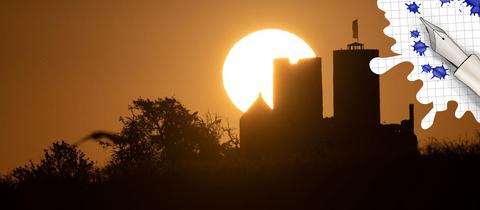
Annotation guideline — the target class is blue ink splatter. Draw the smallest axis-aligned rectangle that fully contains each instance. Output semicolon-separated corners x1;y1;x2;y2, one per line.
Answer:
473;7;480;16
440;0;452;6
465;0;480;8
431;65;449;79
422;64;433;73
410;29;421;38
464;0;480;16
413;40;429;56
406;2;421;14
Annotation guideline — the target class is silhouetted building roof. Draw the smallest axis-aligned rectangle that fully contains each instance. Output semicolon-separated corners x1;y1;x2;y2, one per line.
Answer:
240;94;272;156
243;93;272;117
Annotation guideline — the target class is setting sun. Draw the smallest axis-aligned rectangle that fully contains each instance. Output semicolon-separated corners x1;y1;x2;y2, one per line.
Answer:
223;29;316;112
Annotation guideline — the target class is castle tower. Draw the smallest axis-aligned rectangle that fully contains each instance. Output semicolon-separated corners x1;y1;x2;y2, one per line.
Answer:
333;22;380;129
273;57;323;121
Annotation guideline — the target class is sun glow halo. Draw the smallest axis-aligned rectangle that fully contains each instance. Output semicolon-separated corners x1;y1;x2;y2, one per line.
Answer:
223;29;316;112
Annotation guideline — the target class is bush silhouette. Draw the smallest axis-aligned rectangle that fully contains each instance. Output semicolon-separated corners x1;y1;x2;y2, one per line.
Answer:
10;141;94;185
3;141;94;210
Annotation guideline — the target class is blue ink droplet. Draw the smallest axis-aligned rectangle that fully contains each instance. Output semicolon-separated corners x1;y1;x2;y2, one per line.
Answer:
413;40;429;56
406;2;421;14
440;0;452;6
410;29;421;38
431;65;449;79
422;64;433;73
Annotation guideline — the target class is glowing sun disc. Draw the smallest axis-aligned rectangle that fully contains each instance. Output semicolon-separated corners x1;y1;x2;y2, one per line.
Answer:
223;29;316;112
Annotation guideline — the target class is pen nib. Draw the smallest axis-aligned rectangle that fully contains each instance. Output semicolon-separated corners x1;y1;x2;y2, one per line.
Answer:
420;17;445;51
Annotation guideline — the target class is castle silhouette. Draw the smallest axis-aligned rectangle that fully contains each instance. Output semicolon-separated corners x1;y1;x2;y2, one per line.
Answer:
240;26;417;160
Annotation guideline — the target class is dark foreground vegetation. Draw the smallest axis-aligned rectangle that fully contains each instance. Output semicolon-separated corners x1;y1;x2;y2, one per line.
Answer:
1;97;479;210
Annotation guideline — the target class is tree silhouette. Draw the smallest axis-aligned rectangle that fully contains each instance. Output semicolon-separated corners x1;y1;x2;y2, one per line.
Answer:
85;97;239;176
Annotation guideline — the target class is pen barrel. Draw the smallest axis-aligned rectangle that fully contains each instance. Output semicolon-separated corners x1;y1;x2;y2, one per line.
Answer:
455;54;480;96
435;33;468;67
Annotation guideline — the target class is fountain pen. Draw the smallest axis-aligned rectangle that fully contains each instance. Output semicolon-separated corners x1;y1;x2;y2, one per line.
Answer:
420;17;480;96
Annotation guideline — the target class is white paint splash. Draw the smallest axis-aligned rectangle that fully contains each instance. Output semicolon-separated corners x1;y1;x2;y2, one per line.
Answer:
370;0;480;129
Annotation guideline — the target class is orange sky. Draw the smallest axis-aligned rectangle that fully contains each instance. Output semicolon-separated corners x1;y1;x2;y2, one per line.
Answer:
0;0;478;173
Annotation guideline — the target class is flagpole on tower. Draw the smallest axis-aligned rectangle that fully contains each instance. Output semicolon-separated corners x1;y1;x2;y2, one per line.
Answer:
353;19;359;43
348;19;364;50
